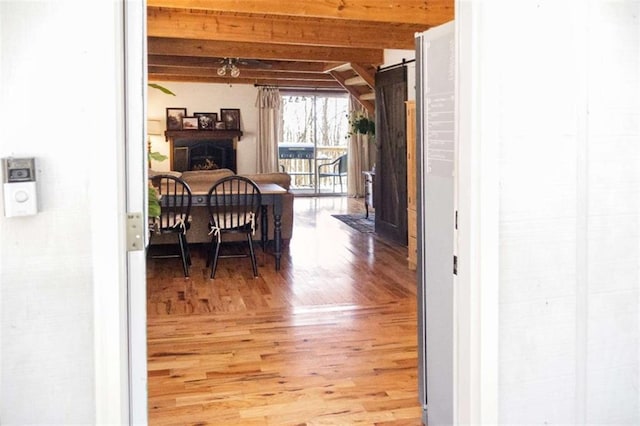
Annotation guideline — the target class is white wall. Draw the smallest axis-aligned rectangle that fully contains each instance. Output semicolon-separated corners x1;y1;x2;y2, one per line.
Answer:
0;1;127;423
461;0;640;423
148;81;259;174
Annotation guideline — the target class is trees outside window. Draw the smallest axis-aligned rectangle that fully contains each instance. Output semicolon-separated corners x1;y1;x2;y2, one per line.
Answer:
280;94;349;193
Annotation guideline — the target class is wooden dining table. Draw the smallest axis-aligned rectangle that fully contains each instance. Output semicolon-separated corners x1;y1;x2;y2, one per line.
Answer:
188;182;288;271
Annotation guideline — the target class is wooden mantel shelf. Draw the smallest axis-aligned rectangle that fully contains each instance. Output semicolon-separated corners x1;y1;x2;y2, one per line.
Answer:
164;129;243;141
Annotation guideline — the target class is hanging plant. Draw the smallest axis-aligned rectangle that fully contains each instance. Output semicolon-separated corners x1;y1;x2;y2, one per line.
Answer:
346;112;375;138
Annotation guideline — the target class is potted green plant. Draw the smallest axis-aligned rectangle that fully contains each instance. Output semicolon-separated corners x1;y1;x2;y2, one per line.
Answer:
148;83;176;96
147;83;174;219
148;183;161;218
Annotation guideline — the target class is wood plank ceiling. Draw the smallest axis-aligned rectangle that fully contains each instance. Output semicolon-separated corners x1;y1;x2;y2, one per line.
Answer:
147;1;454;113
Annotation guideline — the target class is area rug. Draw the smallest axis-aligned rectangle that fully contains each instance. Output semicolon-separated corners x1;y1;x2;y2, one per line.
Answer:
331;214;375;233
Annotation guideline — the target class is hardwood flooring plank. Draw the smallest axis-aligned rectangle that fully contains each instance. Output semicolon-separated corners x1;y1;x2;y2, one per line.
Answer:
147;197;422;425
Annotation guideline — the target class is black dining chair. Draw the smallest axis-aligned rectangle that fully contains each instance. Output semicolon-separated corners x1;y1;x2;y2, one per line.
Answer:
149;174;193;277
206;176;262;279
318;153;348;192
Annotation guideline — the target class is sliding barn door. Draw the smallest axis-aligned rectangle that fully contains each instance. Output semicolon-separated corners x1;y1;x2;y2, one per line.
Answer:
374;67;408;245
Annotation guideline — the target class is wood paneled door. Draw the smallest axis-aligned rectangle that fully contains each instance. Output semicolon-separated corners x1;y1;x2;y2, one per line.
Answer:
374;66;408;245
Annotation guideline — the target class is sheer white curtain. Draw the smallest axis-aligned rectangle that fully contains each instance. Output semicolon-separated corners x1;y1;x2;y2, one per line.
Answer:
347;98;375;197
255;87;282;173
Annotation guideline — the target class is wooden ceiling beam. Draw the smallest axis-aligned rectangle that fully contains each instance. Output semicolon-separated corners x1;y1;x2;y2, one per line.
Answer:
148;37;384;65
146;0;454;26
350;63;376;89
148;74;345;89
148;55;336;73
329;70;374;114
148;66;335;81
148;7;424;50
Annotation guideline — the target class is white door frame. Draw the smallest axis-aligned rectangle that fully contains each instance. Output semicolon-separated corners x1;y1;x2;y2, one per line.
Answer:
94;0;148;424
454;1;499;424
98;2;503;424
123;0;149;423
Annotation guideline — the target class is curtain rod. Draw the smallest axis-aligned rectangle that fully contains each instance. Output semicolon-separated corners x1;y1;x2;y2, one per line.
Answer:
377;58;415;72
253;84;345;92
254;85;347;95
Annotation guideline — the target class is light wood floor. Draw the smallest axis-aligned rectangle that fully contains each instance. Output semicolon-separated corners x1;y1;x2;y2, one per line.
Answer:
146;197;422;425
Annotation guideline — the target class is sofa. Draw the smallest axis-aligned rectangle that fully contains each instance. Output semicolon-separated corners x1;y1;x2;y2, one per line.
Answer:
149;168;294;246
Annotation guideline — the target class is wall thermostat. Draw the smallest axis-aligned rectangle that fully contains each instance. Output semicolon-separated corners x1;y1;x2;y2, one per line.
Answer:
2;157;38;217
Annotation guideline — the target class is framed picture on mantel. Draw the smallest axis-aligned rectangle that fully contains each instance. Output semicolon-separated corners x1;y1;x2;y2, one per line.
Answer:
181;116;199;130
194;112;217;130
166;107;187;130
220;108;241;131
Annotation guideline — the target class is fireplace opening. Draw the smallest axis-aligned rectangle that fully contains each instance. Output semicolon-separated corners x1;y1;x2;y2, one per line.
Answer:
173;139;236;172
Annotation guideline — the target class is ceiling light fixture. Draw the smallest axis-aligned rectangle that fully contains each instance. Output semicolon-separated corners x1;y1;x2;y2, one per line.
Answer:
217;58;240;78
